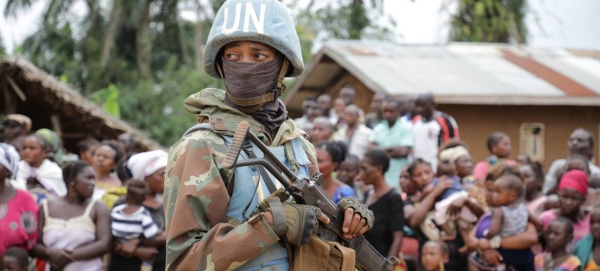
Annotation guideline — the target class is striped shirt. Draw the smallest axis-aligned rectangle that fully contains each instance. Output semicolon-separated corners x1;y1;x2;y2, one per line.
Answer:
111;204;159;242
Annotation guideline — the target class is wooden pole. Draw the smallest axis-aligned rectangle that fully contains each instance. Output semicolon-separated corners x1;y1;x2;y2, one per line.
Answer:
5;75;27;102
51;115;63;147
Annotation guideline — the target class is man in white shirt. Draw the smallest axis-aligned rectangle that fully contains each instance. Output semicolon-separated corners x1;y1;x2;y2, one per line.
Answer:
333;105;372;160
543;128;600;195
412;93;459;171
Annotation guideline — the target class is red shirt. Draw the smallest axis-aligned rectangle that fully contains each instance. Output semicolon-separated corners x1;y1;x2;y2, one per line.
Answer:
0;189;38;255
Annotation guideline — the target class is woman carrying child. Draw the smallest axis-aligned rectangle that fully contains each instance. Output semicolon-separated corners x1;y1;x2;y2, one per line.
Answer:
540;170;590;253
111;150;169;271
470;172;535;270
467;163;539;271
536;218;582;271
405;159;484;270
32;161;111;271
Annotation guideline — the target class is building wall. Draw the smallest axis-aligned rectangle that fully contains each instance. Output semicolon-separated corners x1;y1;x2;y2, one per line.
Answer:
438;104;600;171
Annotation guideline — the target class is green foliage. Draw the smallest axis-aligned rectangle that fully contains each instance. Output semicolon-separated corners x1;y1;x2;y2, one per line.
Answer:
449;0;527;43
118;58;221;146
0;34;5;55
90;84;121;118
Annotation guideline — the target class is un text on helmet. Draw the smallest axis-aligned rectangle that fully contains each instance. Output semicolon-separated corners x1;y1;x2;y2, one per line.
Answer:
222;2;266;35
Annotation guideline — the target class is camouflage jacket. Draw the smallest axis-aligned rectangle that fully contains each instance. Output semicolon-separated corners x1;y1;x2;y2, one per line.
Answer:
164;89;318;271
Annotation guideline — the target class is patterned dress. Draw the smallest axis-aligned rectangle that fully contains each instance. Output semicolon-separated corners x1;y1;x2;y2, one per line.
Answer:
534;254;581;271
0;189;38;255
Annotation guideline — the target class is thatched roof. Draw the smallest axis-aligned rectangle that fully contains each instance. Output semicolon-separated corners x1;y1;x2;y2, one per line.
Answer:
0;56;162;153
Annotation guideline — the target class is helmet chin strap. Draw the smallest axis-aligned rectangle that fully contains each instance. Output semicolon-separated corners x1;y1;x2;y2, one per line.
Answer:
217;60;289;113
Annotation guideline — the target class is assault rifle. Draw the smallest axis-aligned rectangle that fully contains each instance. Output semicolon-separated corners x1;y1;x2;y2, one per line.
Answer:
222;121;394;271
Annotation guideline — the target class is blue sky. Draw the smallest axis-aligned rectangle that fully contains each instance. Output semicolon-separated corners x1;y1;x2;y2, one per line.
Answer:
1;0;599;53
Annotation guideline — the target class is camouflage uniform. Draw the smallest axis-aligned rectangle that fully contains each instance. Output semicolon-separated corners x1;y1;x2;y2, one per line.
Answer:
164;89;318;271
164;0;329;269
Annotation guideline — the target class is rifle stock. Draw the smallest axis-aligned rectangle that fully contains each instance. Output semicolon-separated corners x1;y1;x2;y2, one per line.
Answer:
223;121;394;271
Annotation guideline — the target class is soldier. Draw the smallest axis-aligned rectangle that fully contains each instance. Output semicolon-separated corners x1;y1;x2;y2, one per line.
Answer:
163;0;373;270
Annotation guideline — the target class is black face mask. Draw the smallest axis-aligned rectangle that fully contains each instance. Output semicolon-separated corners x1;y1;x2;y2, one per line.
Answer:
222;55;288;137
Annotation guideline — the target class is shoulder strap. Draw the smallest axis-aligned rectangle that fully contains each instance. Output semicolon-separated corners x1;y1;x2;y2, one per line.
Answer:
284;141;300;176
436;115;451;144
41;199;49;219
242;140;277;194
84;199;97;216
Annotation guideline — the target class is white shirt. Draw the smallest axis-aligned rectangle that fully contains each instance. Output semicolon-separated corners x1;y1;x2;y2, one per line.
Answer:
413;119;441;171
333;124;372;160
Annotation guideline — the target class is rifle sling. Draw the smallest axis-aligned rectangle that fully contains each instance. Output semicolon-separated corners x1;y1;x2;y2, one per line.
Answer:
242;140;278;194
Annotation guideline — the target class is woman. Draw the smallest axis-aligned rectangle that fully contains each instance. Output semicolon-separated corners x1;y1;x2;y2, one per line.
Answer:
473;133;517;181
33;161;111;271
315;141;354;204
466;163;541;270
438;141;487;211
540;170;590;253
76;139;99;165
360;149;404;259
111;150;168;271
91;141;123;199
574;207;600;270
522;162;547;214
0;143;38;255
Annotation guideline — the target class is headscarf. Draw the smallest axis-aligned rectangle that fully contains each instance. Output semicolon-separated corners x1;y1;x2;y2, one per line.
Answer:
0;143;20;179
222;55;288;136
559;170;588;197
126;150;168;180
35;129;59;152
439;146;469;164
4;114;32;133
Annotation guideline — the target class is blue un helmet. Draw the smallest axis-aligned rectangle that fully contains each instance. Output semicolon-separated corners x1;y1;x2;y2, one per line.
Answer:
204;0;304;79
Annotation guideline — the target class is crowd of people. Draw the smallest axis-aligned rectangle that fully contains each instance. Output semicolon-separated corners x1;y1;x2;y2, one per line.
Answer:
2;93;600;271
295;90;600;271
2;0;598;269
0;114;168;271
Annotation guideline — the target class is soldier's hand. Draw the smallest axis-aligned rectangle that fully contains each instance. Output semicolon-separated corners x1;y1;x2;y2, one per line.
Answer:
266;200;328;246
338;197;374;239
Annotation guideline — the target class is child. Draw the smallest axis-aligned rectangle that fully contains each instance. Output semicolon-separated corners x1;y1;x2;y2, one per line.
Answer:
470;172;537;271
473;133;517;181
109;180;165;271
584;174;600;210
535;218;581;271
487;174;536;270
15;134;66;203
421;240;450;271
1;247;29;271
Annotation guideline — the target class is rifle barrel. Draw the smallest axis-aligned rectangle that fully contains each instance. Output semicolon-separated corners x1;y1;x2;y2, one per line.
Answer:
235;158;293;189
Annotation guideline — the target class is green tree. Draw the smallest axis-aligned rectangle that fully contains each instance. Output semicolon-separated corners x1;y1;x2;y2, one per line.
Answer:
448;0;527;43
2;0;392;146
0;34;5;55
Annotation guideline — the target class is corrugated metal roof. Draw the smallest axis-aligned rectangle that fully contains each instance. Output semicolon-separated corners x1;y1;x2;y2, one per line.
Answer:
285;41;600;108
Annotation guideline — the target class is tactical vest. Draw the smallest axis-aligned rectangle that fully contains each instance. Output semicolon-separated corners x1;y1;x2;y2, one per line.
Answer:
184;123;312;271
